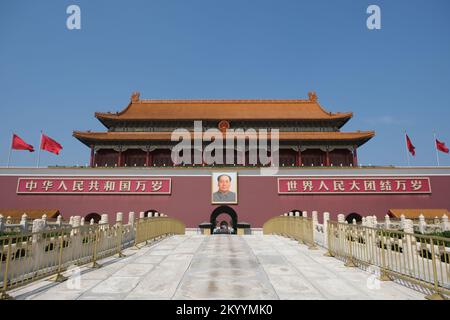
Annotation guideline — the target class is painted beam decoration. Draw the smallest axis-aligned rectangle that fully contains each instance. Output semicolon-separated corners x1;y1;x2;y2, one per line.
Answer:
17;177;172;195
278;177;431;194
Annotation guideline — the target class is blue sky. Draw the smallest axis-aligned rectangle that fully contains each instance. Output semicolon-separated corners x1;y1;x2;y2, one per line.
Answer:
0;0;449;167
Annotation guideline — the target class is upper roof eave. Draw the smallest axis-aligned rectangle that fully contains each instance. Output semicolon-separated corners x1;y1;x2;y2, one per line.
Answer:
73;130;375;144
94;96;354;123
94;112;354;122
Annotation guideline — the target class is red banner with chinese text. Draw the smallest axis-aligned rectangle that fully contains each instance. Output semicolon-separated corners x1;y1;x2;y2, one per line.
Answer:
278;177;431;194
17;177;172;195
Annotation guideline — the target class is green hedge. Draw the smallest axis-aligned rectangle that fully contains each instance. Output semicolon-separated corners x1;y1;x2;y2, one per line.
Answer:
414;230;450;239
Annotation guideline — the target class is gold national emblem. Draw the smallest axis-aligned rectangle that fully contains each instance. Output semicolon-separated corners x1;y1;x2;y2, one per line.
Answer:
218;120;230;132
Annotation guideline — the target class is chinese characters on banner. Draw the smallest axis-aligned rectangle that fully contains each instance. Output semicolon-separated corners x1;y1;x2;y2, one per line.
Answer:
17;177;171;195
278;177;431;194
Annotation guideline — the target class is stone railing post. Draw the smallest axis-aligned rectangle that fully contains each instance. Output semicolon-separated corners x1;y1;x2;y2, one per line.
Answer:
139;212;145;219
337;214;345;223
0;214;4;232
294;211;300;217
71;216;81;236
403;219;415;272
41;214;48;226
400;214;405;230
312;211;318;224
128;212;135;227
56;215;62;227
418;214;426;234
32;219;46;242
73;216;81;227
20;213;28;233
115;212;124;250
323;212;330;249
70;216;82;259
312;211;319;244
100;214;109;230
361;217;366;227
302;211;308;218
368;218;379;266
441;214;449;231
116;212;123;226
404;219;414;234
366;216;373;228
385;215;390;229
31;219;47;270
372;215;378;228
100;214;109;224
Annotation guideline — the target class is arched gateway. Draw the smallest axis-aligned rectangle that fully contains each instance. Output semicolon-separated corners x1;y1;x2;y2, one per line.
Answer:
210;206;238;234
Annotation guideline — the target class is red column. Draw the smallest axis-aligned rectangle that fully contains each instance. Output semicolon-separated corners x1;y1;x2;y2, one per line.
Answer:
118;150;123;167
145;150;150;167
325;150;330;166
149;151;153;166
296;150;302;166
353;146;358;166
90;146;95;167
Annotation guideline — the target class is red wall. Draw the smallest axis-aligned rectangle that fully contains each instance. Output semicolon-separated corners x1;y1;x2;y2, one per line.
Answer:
1;174;449;227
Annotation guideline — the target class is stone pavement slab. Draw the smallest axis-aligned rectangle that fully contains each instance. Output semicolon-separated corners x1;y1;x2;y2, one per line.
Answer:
9;235;426;300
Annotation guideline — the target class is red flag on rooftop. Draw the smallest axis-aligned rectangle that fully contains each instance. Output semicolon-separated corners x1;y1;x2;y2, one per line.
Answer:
436;139;449;154
40;134;63;155
11;134;34;152
405;134;415;156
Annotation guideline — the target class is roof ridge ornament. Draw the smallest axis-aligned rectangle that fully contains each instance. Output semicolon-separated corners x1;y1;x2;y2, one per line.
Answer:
131;91;140;103
308;91;318;102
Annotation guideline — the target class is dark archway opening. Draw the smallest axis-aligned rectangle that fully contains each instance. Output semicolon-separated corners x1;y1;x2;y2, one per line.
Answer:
210;206;238;235
220;221;229;228
346;212;363;224
84;213;101;224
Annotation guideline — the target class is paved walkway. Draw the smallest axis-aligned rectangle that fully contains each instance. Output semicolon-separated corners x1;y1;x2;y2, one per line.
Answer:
10;235;425;300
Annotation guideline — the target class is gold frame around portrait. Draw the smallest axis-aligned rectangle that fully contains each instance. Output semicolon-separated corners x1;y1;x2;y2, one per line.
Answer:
211;172;238;205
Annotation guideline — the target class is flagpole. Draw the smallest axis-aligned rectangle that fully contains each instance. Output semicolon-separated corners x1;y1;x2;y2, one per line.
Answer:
7;133;13;168
36;131;42;168
434;132;440;167
404;130;410;167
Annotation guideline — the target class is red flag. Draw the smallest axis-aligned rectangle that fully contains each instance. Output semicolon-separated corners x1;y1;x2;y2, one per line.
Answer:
40;134;63;155
406;134;415;156
11;134;34;152
436;139;449;153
